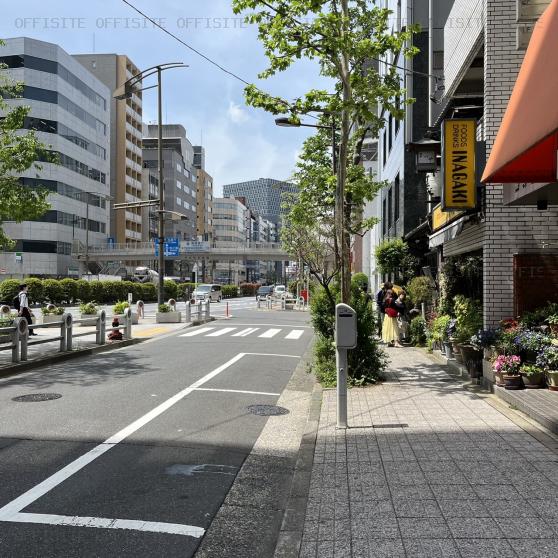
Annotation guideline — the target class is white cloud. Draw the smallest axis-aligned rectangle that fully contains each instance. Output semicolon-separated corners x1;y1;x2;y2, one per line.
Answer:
227;101;250;124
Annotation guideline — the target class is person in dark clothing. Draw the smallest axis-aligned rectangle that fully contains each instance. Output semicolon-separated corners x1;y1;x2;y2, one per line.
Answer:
376;281;393;337
107;318;123;341
17;284;37;336
394;291;409;342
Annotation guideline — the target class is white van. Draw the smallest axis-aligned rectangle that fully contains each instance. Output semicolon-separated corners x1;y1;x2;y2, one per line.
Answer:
192;284;222;302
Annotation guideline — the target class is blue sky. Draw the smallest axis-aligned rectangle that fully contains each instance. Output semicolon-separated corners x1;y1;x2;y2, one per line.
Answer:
0;0;332;195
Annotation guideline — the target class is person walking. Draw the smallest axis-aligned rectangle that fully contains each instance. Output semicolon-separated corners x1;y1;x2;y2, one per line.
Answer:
394;291;409;343
381;289;401;347
376;281;393;337
16;284;37;336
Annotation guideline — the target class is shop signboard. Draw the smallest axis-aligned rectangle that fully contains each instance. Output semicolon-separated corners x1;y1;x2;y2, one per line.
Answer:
183;241;210;253
516;0;551;23
442;119;477;211
431;204;465;233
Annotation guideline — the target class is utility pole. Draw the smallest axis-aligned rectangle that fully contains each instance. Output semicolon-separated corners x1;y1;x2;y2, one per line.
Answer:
157;67;165;306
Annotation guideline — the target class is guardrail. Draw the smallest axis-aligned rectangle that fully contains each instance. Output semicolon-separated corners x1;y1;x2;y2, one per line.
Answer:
0;308;133;364
184;300;211;323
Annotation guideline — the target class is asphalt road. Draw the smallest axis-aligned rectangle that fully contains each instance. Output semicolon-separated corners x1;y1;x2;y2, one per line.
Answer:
0;305;313;557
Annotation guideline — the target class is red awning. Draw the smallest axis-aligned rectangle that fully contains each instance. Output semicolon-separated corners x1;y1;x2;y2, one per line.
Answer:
482;0;558;184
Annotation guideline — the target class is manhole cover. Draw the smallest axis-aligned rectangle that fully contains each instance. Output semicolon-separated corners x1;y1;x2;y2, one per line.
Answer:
247;404;290;416
12;393;62;403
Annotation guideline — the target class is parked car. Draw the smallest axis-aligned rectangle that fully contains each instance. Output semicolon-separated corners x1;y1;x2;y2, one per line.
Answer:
273;285;287;299
192;284;222;302
256;285;274;301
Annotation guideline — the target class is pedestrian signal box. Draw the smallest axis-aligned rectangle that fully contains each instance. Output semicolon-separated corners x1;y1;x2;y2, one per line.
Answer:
335;304;357;349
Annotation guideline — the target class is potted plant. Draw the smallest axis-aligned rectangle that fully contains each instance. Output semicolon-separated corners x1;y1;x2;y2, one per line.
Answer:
431;315;451;356
79;302;99;326
537;346;558;391
493;354;522;390
546;314;558;336
113;301;139;325
156;303;182;323
513;330;551;363
447;318;461;362
454;297;483;365
519;363;544;389
41;305;64;324
0;316;15;343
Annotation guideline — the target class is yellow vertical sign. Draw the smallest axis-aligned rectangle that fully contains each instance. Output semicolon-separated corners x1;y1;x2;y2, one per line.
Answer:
442;119;477;210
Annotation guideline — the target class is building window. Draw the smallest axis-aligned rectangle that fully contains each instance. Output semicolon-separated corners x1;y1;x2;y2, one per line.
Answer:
177;163;182;173
433;51;444;71
176;197;182;206
394;174;400;222
382;130;387;166
395;97;400;134
177;180;182;190
388;115;393;152
382;198;387;235
388;187;393;229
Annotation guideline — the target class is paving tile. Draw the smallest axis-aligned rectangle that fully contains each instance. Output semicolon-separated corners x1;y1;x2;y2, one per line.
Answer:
392;498;442;518
499;517;554;539
397;517;451;539
446;517;503;538
472;484;522;500
403;538;461;557
454;538;517;558
484;498;539;518
437;499;490;518
431;484;478;500
509;538;558;557
355;537;406;558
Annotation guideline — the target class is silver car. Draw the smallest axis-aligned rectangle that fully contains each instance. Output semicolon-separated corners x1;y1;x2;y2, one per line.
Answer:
192;284;222;302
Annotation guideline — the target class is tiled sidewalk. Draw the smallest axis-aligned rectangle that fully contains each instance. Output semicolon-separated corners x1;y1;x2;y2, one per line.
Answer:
300;348;558;558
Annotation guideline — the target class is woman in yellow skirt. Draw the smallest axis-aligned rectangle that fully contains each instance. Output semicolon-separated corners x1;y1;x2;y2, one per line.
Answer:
381;290;401;347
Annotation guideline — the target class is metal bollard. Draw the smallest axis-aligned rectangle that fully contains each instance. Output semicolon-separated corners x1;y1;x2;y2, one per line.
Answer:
12;317;27;363
65;314;73;352
197;301;203;321
205;299;210;320
168;298;177;312
185;300;191;322
59;314;68;352
136;300;144;319
97;310;106;345
124;308;132;340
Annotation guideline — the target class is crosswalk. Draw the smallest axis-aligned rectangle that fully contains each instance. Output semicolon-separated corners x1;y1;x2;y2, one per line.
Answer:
180;326;306;340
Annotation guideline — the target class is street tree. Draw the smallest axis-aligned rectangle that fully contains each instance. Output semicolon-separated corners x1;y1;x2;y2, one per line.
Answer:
0;42;51;249
232;0;418;302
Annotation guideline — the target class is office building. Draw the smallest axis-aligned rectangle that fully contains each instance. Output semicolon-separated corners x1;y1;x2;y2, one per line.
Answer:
0;37;110;277
193;145;214;244
73;53;144;245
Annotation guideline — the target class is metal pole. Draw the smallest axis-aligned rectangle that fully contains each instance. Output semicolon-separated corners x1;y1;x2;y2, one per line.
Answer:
336;347;348;428
157;66;165;306
85;193;90;274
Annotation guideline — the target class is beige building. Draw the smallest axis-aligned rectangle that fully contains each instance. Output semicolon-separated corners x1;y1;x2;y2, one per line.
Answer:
74;53;144;245
193;146;214;243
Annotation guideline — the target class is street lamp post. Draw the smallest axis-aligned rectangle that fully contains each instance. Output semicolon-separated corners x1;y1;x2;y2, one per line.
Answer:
114;62;188;305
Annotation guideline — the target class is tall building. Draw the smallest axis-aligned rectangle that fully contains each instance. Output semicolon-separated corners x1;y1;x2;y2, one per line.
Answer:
193;145;214;243
0;37;110;277
73;53;144;245
222;178;297;228
142;124;197;241
141;166;159;242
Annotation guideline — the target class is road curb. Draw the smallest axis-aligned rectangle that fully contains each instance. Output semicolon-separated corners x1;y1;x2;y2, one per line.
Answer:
0;338;143;379
273;377;322;558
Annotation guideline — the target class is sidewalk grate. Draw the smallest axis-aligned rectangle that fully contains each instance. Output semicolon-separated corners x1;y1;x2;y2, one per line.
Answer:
12;393;62;403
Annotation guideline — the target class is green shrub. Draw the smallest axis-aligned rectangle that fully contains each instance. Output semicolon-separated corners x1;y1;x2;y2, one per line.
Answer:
23;278;44;304
158;303;171;313
88;281;106;304
141;283;157;302
431;315;451;344
222;285;238;298
42;306;64;315
310;283;389;386
454;295;483;343
113;301;130;315
409;316;427;346
164;280;178;301
239;282;259;297
60;278;77;304
79;302;99;314
0;279;22;304
351;272;369;293
75;279;91;302
177;282;196;299
43;279;64;304
406;276;434;308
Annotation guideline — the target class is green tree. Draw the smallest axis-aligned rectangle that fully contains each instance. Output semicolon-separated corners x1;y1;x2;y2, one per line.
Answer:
0;40;52;247
231;0;417;302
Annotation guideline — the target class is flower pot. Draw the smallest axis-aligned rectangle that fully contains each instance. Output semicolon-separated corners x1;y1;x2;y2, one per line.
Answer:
42;314;63;324
503;374;523;390
521;372;544;389
494;371;506;387
546;370;558;391
79;314;98;327
452;341;463;363
443;341;453;358
484;346;496;361
156;311;182;323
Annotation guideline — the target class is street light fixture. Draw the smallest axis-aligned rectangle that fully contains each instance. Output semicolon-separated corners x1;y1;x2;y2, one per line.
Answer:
114;62;188;305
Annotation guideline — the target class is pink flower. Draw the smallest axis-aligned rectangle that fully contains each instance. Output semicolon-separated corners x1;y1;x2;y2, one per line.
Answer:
493;355;521;375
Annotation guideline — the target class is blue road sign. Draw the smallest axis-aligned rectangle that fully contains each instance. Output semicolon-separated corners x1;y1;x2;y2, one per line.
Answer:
155;237;180;257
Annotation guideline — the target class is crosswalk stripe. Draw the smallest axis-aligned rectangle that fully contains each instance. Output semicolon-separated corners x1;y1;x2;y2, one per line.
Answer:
285;329;304;340
232;328;260;337
206;327;236;337
259;328;281;338
180;327;215;337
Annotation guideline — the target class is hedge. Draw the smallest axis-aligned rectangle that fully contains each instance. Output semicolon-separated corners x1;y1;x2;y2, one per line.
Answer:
0;278;242;305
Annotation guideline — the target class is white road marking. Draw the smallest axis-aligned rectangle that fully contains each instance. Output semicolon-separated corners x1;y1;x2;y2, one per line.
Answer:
194;388;280;396
219;323;312;328
9;512;205;538
180;327;214;337
206;327;236;337
244;353;301;358
285;329;305;340
0;352;247;535
259;328;281;338
232;328;259;337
